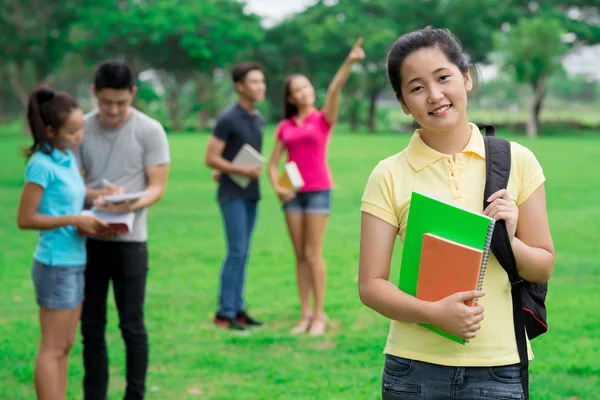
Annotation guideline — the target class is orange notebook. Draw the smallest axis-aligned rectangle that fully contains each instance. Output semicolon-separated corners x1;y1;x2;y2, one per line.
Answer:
416;233;485;307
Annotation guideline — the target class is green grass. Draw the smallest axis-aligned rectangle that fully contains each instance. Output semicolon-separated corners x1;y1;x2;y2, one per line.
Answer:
0;126;599;399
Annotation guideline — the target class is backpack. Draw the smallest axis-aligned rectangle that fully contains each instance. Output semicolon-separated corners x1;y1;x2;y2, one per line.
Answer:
479;124;549;400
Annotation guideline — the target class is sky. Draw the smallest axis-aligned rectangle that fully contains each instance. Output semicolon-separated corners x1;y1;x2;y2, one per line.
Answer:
244;0;316;26
243;0;600;81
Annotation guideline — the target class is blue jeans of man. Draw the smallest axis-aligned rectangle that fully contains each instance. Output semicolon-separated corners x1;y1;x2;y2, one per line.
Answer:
217;199;258;319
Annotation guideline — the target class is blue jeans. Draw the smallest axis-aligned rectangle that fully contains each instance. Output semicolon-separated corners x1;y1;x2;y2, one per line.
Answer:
217;199;258;319
382;354;525;399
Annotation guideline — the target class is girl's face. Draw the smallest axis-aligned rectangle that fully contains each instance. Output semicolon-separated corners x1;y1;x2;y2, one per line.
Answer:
399;47;472;134
48;108;84;152
288;75;316;107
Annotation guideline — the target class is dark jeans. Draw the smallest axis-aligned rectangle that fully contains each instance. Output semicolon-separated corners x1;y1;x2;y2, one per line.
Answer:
382;354;525;399
81;239;149;400
217;198;258;319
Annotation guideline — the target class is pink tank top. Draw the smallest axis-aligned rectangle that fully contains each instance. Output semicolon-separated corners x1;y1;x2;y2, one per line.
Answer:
276;109;333;192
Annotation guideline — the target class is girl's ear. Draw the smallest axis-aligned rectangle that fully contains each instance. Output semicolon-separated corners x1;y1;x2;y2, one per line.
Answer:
46;125;57;139
464;68;473;93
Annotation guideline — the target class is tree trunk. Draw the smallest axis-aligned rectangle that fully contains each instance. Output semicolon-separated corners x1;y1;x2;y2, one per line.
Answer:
533;79;546;127
196;73;213;131
367;90;379;132
167;90;181;132
167;74;187;132
349;110;358;132
6;63;29;111
527;75;546;138
130;57;144;110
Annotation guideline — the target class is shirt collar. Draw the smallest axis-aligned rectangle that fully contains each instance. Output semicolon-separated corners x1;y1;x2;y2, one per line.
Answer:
405;122;486;172
235;103;260;119
49;148;73;167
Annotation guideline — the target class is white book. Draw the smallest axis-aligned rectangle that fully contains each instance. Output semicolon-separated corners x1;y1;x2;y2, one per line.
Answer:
229;143;265;189
78;209;136;236
102;191;151;204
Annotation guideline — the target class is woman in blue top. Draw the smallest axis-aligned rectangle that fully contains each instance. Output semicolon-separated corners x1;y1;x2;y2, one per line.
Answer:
17;88;108;400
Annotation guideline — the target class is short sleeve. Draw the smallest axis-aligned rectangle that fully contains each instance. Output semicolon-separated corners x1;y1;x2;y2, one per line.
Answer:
143;122;171;168
275;122;285;141
513;143;545;206
212;116;233;142
25;158;51;189
318;109;333;133
360;161;399;227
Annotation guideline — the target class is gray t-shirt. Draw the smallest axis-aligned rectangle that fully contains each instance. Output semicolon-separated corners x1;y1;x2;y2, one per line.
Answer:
77;108;170;242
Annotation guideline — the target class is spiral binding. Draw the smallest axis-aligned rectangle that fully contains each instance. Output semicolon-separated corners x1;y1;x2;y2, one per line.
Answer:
476;219;496;297
463;220;496;344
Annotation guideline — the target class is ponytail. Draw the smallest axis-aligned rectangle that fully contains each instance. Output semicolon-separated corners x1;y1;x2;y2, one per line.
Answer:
24;88;80;158
282;74;302;120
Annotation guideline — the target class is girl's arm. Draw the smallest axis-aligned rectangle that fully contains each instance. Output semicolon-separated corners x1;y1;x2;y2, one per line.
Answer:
17;182;107;233
358;212;486;340
322;37;365;125
267;139;286;191
267;137;295;203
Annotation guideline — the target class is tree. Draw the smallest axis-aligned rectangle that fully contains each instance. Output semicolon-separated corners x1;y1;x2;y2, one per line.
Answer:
494;18;568;137
74;0;264;131
0;0;82;110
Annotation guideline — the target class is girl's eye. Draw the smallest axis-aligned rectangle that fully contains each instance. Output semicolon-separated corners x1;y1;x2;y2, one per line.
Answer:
440;75;451;81
411;86;423;93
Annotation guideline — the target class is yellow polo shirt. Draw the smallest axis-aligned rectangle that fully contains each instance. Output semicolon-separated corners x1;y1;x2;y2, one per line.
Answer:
361;123;545;367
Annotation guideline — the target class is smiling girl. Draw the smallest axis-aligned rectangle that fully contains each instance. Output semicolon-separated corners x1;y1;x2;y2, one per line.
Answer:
358;27;554;399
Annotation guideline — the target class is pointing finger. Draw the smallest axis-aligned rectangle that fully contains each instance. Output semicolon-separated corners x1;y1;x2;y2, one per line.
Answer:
352;37;364;49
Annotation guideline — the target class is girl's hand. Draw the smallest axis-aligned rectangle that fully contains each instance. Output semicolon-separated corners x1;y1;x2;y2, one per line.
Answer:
347;37;366;63
276;188;295;204
431;290;486;340
76;215;108;235
484;189;518;243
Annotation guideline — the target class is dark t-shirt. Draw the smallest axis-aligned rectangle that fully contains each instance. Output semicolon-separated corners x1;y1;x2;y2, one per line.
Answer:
213;103;264;203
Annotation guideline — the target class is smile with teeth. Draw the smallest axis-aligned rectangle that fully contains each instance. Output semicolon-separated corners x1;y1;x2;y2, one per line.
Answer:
430;104;451;115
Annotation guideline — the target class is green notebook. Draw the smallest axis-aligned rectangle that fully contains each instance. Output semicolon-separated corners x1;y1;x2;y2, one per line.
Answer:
399;191;496;344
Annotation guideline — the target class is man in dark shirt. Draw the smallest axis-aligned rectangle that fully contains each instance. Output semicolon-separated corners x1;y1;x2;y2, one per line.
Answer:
204;62;266;331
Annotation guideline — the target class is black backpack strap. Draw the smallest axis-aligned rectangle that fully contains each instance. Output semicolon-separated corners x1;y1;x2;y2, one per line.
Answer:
477;123;496;137
483;134;530;400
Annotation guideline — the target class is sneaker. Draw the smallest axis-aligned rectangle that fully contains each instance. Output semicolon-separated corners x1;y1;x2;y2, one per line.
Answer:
214;314;247;331
236;310;264;327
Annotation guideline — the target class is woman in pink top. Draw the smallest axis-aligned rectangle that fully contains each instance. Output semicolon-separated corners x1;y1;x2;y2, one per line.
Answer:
268;38;366;336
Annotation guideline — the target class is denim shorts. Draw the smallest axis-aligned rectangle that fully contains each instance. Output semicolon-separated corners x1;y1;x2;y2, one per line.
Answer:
282;189;332;215
382;354;524;399
31;260;85;310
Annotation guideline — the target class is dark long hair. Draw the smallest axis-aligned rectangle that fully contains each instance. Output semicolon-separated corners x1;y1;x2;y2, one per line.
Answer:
25;88;80;158
282;74;304;119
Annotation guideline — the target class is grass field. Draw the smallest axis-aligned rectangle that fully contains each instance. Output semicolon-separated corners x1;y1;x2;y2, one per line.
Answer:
0;125;599;399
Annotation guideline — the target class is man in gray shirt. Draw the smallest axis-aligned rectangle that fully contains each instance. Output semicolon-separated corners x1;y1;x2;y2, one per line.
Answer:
77;60;170;400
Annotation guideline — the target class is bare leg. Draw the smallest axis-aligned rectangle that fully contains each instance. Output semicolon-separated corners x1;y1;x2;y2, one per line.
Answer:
284;212;313;333
58;303;82;399
35;306;78;400
304;214;329;336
